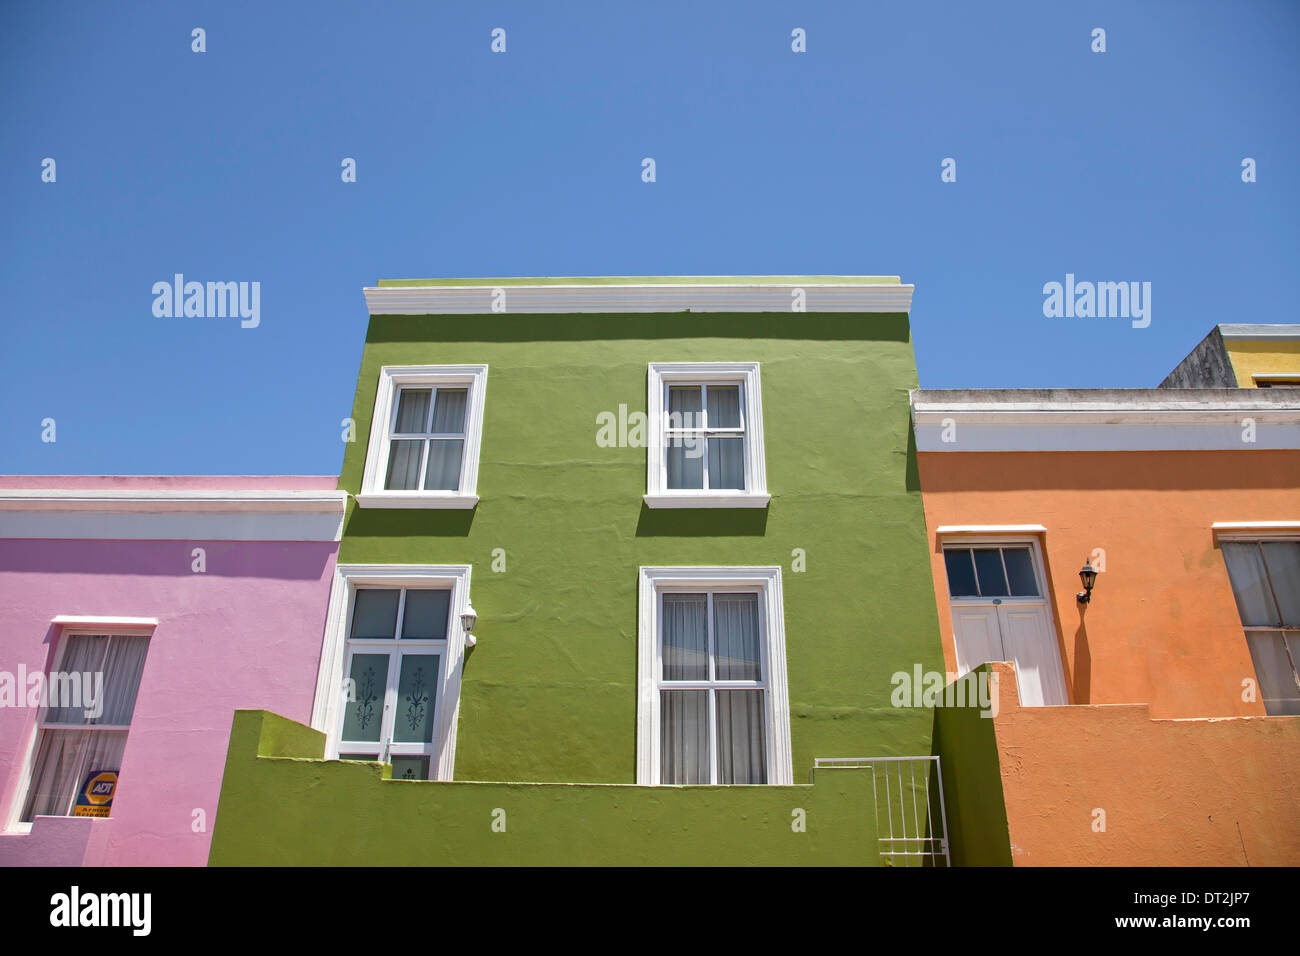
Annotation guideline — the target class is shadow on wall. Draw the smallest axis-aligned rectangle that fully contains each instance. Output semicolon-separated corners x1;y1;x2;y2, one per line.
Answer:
635;504;768;537
0;540;335;580
343;506;475;539
366;313;913;344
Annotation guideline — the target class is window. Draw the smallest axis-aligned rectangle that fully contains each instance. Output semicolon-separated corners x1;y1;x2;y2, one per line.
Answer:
1220;539;1300;715
18;629;151;822
644;363;769;509
943;545;1041;599
637;567;791;784
313;565;472;780
357;366;488;509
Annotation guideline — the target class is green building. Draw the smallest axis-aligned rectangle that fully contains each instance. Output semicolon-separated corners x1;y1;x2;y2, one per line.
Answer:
209;276;956;866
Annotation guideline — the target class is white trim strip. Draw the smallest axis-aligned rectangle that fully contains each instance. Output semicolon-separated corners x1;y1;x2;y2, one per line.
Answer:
0;510;345;542
935;525;1048;535
1212;522;1300;539
0;490;348;512
365;283;913;314
51;615;159;627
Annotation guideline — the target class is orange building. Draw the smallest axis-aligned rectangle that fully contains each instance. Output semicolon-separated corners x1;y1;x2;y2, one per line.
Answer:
911;382;1300;865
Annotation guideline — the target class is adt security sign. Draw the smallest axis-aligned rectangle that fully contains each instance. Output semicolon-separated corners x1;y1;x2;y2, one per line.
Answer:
72;770;117;818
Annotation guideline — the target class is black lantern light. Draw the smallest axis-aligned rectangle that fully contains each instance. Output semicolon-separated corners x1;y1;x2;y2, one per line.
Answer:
1076;560;1098;604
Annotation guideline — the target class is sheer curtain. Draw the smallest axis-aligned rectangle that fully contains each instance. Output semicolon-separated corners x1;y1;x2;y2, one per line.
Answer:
666;387;703;490
662;594;707;680
714;594;765;783
1223;541;1300;715
22;634;149;821
424;389;468;490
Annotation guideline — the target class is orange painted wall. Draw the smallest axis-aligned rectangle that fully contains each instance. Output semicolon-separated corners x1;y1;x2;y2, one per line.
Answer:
917;449;1300;719
987;662;1300;866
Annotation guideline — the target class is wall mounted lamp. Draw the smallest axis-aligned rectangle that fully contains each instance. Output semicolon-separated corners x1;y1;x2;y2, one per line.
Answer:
1076;560;1098;604
461;602;478;647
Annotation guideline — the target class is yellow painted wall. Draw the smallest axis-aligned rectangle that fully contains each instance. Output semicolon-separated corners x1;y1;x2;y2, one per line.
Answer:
1223;337;1300;386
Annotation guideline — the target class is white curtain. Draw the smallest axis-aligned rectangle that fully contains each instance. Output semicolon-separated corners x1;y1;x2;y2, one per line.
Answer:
706;386;741;428
707;437;744;489
716;690;766;784
660;690;708;784
662;594;707;680
394;389;431;433
22;729;128;821
431;389;468;433
46;635;148;725
713;594;760;680
385;440;423;490
422;440;464;490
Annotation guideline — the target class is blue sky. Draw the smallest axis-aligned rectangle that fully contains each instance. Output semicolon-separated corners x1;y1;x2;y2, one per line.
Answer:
2;1;1297;475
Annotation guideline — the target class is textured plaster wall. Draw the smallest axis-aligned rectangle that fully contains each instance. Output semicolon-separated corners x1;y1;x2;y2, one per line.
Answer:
987;663;1300;866
916;448;1300;718
1224;338;1300;385
0;537;337;866
341;312;944;784
209;710;880;865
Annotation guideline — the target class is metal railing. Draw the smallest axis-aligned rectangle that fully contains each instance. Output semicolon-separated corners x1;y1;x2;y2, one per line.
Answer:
813;756;950;867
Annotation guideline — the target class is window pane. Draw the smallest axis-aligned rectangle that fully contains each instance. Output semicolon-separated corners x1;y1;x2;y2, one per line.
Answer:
393;389;431;433
707;437;745;490
393;654;440;743
390;756;431;780
1261;542;1300;626
431;389;468;433
666;439;704;490
93;636;150;726
402;590;450;639
338;753;376;762
973;549;1009;597
662;593;708;680
1003;548;1040;597
667;386;702;429
706;385;741;428
341;654;389;742
21;729;127;821
944;549;979;597
716;690;766;784
385;439;424;490
1245;631;1300;715
351;590;399;638
713;593;761;681
423;439;464;491
46;634;107;724
660;690;708;784
1222;543;1280;627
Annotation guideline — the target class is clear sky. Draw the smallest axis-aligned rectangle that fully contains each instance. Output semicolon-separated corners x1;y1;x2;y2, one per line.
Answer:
2;1;1297;475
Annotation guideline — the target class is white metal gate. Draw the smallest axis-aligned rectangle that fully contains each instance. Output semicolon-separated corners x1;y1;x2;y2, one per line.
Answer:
813;756;950;867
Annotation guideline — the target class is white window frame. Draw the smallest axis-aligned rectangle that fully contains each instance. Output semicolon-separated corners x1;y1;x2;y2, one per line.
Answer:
636;566;791;785
356;365;488;509
5;617;157;834
1214;527;1300;715
644;362;769;509
311;565;472;781
939;536;1053;607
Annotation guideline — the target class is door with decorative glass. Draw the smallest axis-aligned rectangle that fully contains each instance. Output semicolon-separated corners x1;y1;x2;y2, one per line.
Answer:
337;587;449;780
942;541;1068;706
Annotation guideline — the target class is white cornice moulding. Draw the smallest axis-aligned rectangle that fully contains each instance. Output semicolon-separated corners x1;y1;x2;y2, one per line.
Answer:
0;490;347;541
0;490;348;513
1212;522;1300;539
51;615;159;628
935;525;1048;535
365;282;914;314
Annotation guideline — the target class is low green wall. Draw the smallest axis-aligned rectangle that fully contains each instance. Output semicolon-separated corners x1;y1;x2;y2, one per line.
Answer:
209;710;881;866
930;667;1012;866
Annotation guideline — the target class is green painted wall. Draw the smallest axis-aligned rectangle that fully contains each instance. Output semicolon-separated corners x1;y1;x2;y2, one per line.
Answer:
337;310;946;786
209;710;879;866
931;667;1013;866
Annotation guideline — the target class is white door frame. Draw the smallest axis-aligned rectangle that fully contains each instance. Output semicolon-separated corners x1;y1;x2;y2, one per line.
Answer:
939;535;1069;706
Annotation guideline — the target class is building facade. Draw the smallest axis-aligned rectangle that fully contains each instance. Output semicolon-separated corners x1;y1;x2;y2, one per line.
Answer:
208;276;954;865
0;477;345;866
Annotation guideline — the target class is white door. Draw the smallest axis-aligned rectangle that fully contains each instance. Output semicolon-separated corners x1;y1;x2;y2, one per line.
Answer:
944;543;1067;707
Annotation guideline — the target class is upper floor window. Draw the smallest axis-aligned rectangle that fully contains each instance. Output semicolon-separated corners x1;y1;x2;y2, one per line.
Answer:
17;628;151;824
644;363;769;509
356;366;488;509
1221;539;1300;715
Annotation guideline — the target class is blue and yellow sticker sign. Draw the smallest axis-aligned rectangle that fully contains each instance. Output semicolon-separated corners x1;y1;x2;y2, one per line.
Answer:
72;770;117;818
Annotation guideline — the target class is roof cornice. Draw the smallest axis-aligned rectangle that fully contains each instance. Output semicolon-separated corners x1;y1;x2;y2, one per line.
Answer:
364;278;913;314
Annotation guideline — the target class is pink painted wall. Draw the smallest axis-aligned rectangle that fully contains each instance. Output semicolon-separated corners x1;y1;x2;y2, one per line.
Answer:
0;486;338;866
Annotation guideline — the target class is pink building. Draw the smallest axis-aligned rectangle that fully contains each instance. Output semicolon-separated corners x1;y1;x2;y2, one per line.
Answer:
0;477;345;866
